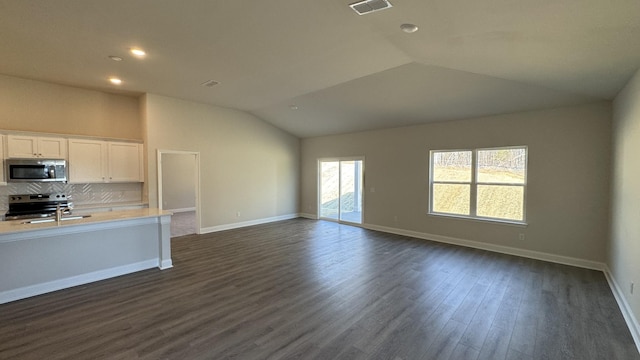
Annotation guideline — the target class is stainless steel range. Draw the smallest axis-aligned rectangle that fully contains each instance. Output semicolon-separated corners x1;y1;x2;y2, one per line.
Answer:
4;193;73;221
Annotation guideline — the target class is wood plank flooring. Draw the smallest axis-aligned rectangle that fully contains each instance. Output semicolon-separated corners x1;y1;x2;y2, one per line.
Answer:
0;218;638;360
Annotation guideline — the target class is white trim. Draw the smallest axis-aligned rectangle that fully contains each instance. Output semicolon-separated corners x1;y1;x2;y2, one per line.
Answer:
428;212;528;227
299;213;317;220
166;207;196;213
160;214;171;225
0;216;168;244
604;266;640;353
361;222;604;271
317;157;365;224
429;146;528;224
0;259;158;304
159;259;173;270
200;213;299;234
157;149;201;235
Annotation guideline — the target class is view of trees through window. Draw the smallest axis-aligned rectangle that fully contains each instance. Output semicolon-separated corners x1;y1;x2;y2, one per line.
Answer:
430;147;526;222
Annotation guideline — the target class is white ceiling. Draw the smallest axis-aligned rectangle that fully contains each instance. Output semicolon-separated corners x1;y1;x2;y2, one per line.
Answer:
1;0;639;138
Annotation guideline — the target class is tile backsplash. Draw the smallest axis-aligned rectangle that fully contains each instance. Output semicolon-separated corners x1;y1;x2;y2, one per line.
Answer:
0;182;143;212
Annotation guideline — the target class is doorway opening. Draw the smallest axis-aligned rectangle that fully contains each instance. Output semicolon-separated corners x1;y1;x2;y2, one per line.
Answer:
157;150;201;237
318;158;364;224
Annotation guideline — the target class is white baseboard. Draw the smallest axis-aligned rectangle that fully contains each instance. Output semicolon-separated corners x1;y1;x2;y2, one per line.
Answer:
361;223;605;271
298;213;317;220
0;259;159;304
358;222;640;351
200;213;299;234
604;266;640;353
159;259;173;270
166;207;196;213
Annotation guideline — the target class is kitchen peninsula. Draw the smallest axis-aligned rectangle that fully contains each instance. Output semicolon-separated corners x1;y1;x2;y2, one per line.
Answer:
0;208;172;304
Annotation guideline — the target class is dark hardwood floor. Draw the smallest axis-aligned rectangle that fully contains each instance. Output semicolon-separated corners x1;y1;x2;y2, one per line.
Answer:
1;218;638;360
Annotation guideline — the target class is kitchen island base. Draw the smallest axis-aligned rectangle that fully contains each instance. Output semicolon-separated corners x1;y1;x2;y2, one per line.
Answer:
0;209;172;304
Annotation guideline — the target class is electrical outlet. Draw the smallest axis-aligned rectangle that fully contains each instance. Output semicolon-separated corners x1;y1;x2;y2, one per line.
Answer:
519;233;525;241
236;211;241;217
631;282;634;295
370;187;376;193
393;215;398;223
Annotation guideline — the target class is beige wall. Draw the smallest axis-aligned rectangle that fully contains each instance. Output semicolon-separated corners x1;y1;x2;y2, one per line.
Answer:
143;94;299;229
161;153;197;211
610;69;640;327
0;74;141;140
301;103;612;262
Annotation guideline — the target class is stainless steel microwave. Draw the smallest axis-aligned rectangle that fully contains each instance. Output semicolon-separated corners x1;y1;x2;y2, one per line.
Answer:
5;159;67;182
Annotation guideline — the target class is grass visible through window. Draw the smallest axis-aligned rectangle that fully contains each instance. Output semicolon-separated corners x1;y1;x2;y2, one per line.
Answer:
430;147;526;223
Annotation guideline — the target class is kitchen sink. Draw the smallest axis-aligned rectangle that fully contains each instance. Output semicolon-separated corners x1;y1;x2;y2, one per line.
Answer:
22;215;92;224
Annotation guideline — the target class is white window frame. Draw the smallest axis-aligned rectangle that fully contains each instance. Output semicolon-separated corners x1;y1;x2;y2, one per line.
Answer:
428;146;527;225
317;156;365;224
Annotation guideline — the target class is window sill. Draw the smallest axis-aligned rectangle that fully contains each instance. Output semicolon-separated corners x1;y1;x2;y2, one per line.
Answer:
428;212;528;227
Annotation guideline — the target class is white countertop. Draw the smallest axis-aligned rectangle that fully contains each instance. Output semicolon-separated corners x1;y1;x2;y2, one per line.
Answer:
0;208;172;236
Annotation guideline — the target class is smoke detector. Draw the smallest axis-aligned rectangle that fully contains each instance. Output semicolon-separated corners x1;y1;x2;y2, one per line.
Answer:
349;0;393;15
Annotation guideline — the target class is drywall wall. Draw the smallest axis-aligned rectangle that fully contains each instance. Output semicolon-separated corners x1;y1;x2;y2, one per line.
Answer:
143;94;299;229
161;153;196;211
0;75;144;207
301;102;611;262
610;68;640;332
0;74;141;140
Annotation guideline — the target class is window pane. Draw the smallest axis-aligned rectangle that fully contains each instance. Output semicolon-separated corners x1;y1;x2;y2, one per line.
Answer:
433;151;472;182
433;184;470;215
477;185;524;221
320;161;339;220
477;148;526;184
340;160;363;224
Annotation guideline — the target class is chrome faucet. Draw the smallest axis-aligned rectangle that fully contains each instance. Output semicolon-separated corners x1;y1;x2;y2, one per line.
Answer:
55;204;62;224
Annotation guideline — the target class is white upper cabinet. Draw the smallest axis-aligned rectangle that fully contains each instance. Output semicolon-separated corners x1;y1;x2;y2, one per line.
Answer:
68;139;108;183
108;142;143;182
7;135;67;159
68;139;143;183
0;135;5;184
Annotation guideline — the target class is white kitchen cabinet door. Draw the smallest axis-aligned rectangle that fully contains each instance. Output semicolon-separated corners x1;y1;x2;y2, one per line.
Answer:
68;139;108;183
37;137;67;159
0;135;5;184
108;142;143;182
7;135;67;159
7;135;38;158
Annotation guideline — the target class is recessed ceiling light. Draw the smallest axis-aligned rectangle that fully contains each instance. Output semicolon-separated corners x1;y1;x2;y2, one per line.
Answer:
109;77;122;85
400;23;419;33
108;55;123;61
129;48;146;57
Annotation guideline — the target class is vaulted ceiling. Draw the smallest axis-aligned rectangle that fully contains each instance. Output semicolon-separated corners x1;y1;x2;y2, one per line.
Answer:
1;0;639;137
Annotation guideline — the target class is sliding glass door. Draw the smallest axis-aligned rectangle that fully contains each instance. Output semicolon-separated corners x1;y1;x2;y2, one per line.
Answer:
319;158;363;224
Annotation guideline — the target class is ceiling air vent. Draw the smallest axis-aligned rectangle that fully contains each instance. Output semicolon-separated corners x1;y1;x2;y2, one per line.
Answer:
201;79;220;88
349;0;393;15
